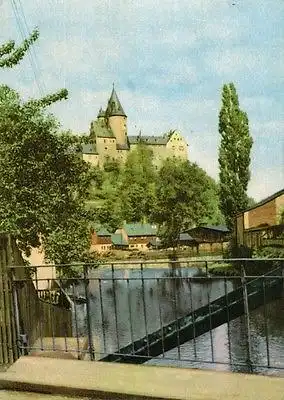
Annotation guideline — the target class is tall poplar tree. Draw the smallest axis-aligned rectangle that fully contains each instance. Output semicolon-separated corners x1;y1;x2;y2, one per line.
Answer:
218;83;253;229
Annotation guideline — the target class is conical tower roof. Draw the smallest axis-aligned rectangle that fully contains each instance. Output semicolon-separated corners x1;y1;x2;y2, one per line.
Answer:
105;86;126;117
97;107;105;118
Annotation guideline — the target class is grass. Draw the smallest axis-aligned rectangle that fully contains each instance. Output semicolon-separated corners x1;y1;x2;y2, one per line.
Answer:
209;262;239;276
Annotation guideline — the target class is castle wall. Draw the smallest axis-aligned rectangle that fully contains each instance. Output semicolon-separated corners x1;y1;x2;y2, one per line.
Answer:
108;116;127;146
166;131;188;160
148;145;169;168
83;153;100;167
96;137;117;165
117;149;128;163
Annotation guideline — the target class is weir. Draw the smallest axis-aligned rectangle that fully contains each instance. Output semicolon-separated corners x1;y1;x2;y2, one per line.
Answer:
100;267;283;363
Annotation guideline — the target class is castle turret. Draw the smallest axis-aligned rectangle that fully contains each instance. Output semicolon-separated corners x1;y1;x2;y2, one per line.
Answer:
105;86;127;146
97;107;106;120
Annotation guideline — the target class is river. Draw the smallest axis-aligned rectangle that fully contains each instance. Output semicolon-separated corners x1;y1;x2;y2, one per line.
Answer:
71;267;284;376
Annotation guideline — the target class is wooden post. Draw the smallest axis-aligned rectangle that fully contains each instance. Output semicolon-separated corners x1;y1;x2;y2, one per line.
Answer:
3;241;15;364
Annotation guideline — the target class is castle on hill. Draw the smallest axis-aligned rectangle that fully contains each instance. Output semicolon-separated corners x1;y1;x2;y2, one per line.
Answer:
82;86;188;168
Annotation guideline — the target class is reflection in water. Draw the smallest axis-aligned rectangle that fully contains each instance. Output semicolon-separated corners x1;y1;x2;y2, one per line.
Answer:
71;267;284;376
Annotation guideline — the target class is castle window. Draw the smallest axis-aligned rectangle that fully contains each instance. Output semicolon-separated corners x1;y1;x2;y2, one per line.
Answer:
105;147;108;150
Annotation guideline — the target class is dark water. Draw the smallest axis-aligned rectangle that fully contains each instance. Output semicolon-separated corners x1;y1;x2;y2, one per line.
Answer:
71;267;284;376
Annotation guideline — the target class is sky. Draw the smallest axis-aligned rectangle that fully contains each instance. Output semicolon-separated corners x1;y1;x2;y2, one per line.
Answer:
0;0;283;201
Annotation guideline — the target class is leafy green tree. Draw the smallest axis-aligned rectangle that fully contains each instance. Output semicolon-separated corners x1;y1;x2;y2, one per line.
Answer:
192;176;225;227
0;29;39;68
120;143;157;222
0;31;96;270
1;29;68;104
0;86;94;266
218;83;253;229
153;158;215;248
86;161;123;232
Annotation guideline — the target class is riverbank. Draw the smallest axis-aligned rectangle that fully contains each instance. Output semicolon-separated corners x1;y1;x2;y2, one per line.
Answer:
96;248;224;262
95;255;224;270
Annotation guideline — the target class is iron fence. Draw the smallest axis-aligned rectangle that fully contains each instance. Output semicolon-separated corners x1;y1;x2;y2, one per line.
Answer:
7;258;284;375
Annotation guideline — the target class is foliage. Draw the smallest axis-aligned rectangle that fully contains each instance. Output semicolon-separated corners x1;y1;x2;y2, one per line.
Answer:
0;29;39;68
120;144;157;223
0;30;99;274
198;177;225;226
87;144;158;229
87;161;124;232
0;85;95;268
277;207;284;225
218;83;253;229
247;196;256;208
152;158;220;248
253;246;284;259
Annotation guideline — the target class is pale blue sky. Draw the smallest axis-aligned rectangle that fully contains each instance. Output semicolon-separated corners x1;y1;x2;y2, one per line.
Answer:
1;0;283;201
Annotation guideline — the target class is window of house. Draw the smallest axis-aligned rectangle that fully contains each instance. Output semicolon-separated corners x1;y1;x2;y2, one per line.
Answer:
105;147;107;150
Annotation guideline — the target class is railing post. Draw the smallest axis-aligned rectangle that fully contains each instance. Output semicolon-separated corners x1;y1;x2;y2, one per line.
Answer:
205;261;209;277
111;263;120;352
11;268;21;359
83;264;94;361
140;263;150;357
241;265;252;372
281;260;284;292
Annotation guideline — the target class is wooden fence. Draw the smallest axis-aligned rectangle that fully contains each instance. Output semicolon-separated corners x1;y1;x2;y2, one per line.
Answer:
0;234;72;367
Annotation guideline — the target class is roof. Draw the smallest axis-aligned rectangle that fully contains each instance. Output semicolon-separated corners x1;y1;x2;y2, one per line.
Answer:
128;135;168;145
97;108;106;118
190;225;229;233
111;233;128;246
116;143;129;150
90;120;114;138
239;188;284;214
97;228;111;237
188;225;230;233
96;237;112;245
82;143;98;155
105;87;126;117
202;225;230;233
179;233;194;241
123;223;157;237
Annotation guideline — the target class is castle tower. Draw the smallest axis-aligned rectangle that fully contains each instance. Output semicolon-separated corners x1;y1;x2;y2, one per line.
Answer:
105;86;127;146
97;107;105;121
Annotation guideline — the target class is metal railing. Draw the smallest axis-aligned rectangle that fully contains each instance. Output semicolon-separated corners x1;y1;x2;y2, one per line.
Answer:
8;258;284;375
